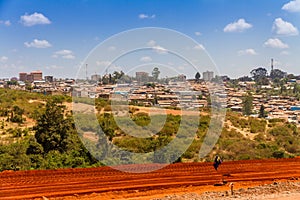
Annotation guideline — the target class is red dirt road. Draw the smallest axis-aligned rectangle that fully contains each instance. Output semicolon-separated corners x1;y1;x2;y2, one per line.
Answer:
1;158;300;199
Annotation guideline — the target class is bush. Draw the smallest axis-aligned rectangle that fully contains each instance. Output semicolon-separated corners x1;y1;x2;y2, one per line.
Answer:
272;150;285;159
269;125;291;136
10;115;24;124
249;118;266;133
269;118;286;123
132;112;151;127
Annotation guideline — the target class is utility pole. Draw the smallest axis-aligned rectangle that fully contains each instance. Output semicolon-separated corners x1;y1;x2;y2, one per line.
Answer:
271;58;274;72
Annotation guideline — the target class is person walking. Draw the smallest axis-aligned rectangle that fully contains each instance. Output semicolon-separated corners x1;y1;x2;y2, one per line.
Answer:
213;155;222;171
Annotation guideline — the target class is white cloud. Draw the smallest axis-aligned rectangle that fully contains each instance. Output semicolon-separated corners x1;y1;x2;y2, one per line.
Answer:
282;0;300;12
55;50;73;55
139;14;148;19
53;49;75;59
62;54;75;59
24;39;52;48
147;40;156;47
140;56;152;62
264;38;289;49
20;12;51;26
152;45;168;54
280;51;290;55
238;49;257;56
0;20;11;26
193;44;205;50
224;18;252;33
273;18;299;36
139;14;156;19
195;32;202;36
0;56;8;63
146;40;167;54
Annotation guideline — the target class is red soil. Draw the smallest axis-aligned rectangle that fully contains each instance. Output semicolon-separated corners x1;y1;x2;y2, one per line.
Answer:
1;158;300;199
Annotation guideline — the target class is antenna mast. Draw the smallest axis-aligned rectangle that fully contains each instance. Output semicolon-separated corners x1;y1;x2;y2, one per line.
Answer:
271;58;274;72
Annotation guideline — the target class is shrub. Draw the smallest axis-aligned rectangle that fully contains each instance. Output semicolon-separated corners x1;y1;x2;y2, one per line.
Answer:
249;118;266;133
269;125;291;136
132;112;151;127
272;150;285;159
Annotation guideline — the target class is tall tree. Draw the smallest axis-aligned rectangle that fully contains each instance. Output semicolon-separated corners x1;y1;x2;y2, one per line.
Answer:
242;93;253;116
250;67;269;85
270;69;287;80
195;72;201;83
259;104;266;118
33;100;96;168
34;100;74;153
293;83;300;94
152;67;160;81
112;71;125;84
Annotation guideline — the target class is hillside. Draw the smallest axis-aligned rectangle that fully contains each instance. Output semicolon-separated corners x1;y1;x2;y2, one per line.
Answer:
0;88;300;171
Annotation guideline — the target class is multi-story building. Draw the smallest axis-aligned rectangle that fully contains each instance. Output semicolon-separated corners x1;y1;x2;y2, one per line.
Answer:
203;71;214;81
19;70;43;82
31;71;43;81
19;72;27;82
136;72;149;83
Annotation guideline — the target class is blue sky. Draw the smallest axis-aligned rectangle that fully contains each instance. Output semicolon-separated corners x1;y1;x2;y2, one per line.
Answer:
0;0;300;79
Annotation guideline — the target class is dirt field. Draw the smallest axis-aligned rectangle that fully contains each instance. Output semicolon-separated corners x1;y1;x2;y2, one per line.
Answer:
1;158;300;199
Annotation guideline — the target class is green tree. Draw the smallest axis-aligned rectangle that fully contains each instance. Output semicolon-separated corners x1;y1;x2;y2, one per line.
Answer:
270;69;286;80
33;100;97;168
195;72;201;83
293;83;300;94
242;93;253;116
0;141;31;171
152;67;160;81
259;105;266;118
102;74;110;85
34;100;74;153
250;67;269;85
10;105;24;124
26;136;44;169
280;79;287;94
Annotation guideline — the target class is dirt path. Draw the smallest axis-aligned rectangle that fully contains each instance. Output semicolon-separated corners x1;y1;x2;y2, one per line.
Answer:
1;158;300;199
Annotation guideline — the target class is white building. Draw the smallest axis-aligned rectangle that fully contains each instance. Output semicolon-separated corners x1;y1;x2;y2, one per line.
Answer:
203;71;214;81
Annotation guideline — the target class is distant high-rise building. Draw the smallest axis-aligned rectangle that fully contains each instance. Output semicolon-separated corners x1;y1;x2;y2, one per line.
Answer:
203;71;214;81
19;70;43;82
19;72;27;82
26;74;34;82
136;72;149;83
31;70;43;81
